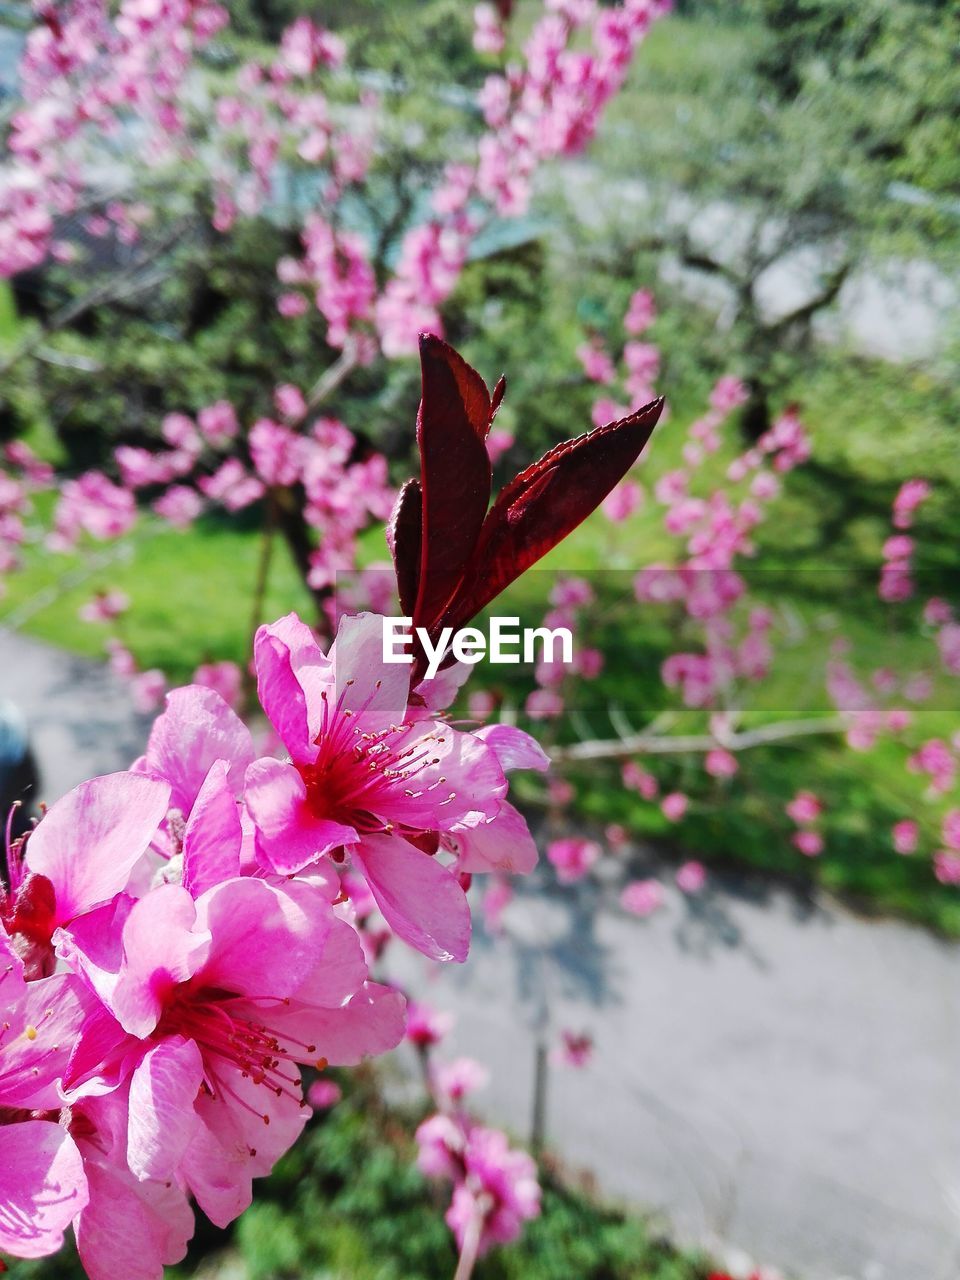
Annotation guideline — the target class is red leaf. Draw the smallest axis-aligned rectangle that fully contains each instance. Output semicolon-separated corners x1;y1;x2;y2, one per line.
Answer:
412;335;494;630
386;479;423;618
441;397;663;632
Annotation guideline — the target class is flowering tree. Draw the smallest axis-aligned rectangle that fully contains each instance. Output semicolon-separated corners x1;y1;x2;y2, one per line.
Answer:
0;0;669;700
0;337;660;1277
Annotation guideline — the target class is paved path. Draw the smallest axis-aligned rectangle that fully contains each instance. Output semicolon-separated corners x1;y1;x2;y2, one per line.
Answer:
3;631;959;1280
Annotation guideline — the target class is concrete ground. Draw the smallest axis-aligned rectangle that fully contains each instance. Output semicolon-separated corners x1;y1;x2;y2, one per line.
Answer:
3;629;959;1280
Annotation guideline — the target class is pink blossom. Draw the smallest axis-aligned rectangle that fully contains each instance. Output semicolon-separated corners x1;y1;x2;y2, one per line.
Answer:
60;879;404;1241
892;478;931;529
54;472;135;546
924;598;953;626
198;459;265;511
274;384;308;421
937;623;960;676
602;478;644;521
432;1056;489;1105
892;820;919;855
468;689;497;720
622;760;659;799
486;427;514;464
278;291;308;317
592;397;630;428
576;340;616;383
554;1029;593;1068
705;748;738;778
474;3;506;54
525;688;564;719
249;418;303;487
78;589;130;623
550;576;593;608
446;1126;541;1254
792;830;824;857
481;876;514;934
307;1079;343;1110
605;822;628;850
620;879;663;917
661;791;688;823
191;660;244;711
130;669;167;713
0;956;92;1261
548;777;575;807
197;399;239;446
785;791;822;825
8;773;170;975
709;376;748;413
623;288;655;334
933;851;960;885
407;1001;455;1050
942;810;960;852
676;860;706;893
244;613;543;961
106;639;137;679
546;836;600;883
153;485;203;528
416;1116;541;1254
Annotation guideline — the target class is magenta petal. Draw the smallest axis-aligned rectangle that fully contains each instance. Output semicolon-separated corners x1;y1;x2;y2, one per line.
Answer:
245;757;357;874
353;834;471;963
451;801;539;875
144;685;255;811
182;761;242;896
475;724;551;773
289;913;368;1009
26;772;170;925
254;615;331;763
274;982;406;1066
330;611;409;730
127;1037;204;1181
75;1139;194;1280
0;1122;88;1260
112;886;210;1037
0;972;96;1109
182;1066;308;1228
194;879;336;1001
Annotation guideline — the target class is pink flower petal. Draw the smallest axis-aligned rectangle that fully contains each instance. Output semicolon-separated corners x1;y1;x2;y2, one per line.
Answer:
354;834;471;962
141;685;254;811
182;761;242;896
0;1122;88;1260
26;772;170;926
244;757;358;874
127;1037;204;1180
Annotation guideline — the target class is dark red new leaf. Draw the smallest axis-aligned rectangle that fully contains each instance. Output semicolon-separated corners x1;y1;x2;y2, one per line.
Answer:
441;397;664;632
386;478;423;618
412;335;494;630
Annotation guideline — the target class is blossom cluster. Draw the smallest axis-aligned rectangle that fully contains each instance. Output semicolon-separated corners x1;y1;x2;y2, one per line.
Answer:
0;609;549;1276
0;1;667;362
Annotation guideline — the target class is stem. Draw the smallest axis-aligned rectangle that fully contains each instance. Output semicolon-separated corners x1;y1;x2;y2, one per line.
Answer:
550;715;848;764
530;1038;549;1156
452;1198;486;1280
306;343;359;409
248;492;277;648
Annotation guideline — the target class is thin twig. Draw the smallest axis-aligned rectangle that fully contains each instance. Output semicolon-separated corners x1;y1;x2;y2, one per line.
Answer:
550;715;848;763
306;342;360;409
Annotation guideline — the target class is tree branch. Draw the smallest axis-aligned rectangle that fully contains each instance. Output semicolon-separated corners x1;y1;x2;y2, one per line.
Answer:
0;216;195;377
549;715;848;764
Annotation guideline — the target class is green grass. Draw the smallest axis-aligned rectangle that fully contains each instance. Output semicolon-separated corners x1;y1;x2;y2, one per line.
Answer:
0;501;315;684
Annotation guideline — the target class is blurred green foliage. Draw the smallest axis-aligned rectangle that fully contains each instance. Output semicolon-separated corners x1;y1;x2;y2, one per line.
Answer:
4;1073;712;1280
